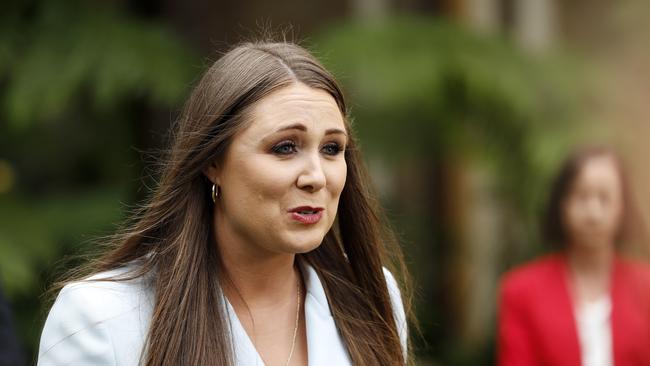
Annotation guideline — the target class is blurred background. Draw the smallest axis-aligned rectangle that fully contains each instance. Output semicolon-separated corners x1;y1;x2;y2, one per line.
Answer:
2;0;650;364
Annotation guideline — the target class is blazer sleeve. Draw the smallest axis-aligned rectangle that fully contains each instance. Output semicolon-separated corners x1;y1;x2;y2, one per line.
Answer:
383;268;408;360
38;283;117;366
497;276;537;366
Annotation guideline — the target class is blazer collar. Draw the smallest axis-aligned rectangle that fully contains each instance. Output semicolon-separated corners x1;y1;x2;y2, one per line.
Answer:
299;261;332;316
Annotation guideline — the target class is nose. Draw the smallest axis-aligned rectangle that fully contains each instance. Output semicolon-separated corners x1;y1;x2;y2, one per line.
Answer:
585;197;606;225
296;151;326;192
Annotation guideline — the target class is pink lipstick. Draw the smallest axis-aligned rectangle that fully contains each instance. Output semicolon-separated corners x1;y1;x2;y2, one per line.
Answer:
288;206;324;224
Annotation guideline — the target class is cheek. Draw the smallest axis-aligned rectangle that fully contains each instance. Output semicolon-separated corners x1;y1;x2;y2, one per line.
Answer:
563;200;586;229
224;157;294;212
605;200;624;228
328;161;347;198
249;164;290;200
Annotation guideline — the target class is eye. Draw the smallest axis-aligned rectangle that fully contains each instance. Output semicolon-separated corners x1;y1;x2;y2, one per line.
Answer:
321;142;343;156
271;140;298;155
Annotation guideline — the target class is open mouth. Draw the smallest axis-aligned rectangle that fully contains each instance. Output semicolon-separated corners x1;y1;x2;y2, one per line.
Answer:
288;206;324;224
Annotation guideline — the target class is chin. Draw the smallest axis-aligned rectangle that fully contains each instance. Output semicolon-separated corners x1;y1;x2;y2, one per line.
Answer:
281;234;326;254
292;240;324;254
574;235;613;249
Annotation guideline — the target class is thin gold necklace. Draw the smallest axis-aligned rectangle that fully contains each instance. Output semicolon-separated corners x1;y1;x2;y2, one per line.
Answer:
284;274;302;366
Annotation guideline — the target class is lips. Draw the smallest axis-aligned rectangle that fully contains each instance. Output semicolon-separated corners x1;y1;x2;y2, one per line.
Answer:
288;206;324;224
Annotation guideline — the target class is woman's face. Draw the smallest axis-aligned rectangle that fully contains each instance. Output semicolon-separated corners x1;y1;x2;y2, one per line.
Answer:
208;82;348;256
562;156;624;250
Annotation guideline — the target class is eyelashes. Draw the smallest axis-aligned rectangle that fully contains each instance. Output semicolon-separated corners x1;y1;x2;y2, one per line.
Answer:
271;140;345;156
321;142;343;156
271;141;298;155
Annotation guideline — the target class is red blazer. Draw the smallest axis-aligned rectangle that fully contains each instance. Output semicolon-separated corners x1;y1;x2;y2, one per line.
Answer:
497;254;650;366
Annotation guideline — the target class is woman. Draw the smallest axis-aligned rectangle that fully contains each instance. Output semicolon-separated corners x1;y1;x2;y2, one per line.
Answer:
498;147;650;366
38;41;411;366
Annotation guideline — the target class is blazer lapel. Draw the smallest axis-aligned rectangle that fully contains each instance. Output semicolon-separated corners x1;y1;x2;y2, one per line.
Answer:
225;299;266;366
301;264;353;366
610;257;626;366
552;255;582;366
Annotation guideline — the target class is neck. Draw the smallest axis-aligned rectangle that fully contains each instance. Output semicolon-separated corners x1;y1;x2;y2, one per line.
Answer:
214;218;300;308
565;241;616;304
223;251;299;307
565;241;615;276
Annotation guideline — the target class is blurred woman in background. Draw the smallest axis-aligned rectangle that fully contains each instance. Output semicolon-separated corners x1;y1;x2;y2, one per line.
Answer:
37;41;410;366
498;146;650;366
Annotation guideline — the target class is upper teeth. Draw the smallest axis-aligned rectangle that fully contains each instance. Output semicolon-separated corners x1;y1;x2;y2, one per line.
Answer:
300;210;316;214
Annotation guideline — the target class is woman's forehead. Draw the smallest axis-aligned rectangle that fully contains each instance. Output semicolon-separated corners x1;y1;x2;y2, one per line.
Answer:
243;83;346;136
572;156;622;192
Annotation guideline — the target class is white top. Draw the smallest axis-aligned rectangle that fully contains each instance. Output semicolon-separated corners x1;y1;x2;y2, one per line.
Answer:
38;262;407;366
575;295;613;366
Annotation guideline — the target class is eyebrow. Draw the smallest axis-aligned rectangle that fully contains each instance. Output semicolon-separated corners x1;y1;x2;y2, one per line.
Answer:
274;123;348;137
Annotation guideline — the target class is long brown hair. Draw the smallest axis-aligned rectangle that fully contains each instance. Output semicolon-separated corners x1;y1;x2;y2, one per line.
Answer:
542;146;647;251
52;41;413;365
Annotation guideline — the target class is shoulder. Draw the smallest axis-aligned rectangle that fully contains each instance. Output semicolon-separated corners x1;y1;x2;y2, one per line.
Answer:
382;267;408;357
55;265;151;319
500;254;563;296
382;267;405;317
382;267;401;301
614;255;650;293
38;264;153;364
616;255;650;277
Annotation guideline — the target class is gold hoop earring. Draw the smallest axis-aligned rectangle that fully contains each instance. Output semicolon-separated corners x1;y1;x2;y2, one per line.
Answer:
211;183;219;203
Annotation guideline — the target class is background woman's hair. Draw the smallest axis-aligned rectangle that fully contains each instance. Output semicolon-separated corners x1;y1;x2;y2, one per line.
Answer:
542;146;647;252
50;40;414;365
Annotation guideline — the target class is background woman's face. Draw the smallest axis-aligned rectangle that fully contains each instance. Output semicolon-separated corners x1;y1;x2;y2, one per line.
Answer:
562;156;624;249
212;82;348;256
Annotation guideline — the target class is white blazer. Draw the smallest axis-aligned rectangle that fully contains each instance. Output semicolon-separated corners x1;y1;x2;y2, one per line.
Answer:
38;263;407;365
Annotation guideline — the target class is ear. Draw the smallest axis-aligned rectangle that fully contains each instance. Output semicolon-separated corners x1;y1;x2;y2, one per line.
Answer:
202;160;220;185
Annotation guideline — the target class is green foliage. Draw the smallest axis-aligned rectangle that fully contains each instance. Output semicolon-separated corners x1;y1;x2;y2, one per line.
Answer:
314;17;581;152
0;188;125;296
0;0;198;130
